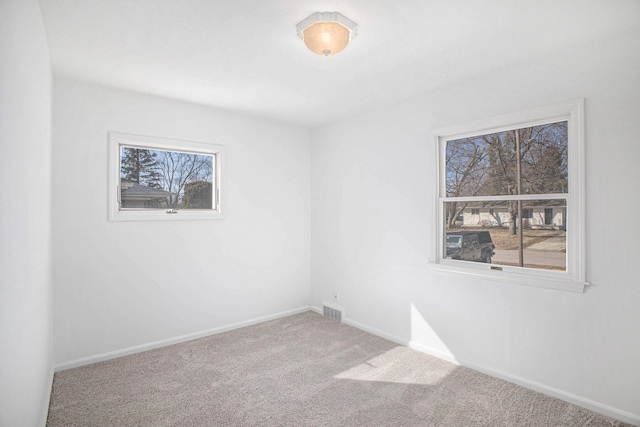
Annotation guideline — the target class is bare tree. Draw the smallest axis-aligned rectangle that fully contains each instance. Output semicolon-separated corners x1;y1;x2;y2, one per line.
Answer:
444;122;567;234
445;137;489;228
520;122;568;194
156;151;213;209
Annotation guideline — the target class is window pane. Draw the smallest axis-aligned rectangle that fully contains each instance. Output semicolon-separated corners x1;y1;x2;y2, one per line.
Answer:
443;200;566;271
519;122;568;194
446;122;568;198
445;131;516;197
120;146;214;210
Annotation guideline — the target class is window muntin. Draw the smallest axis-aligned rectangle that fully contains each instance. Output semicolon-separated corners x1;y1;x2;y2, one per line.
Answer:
432;100;586;292
109;133;224;221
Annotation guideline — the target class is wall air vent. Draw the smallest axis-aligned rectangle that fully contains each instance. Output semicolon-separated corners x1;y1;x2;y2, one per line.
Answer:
323;305;342;322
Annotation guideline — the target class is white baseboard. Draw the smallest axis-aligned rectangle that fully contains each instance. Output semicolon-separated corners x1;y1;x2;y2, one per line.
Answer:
408;340;460;364
312;306;639;426
409;341;640;426
342;318;408;347
311;304;408;347
54;306;312;372
52;305;640;426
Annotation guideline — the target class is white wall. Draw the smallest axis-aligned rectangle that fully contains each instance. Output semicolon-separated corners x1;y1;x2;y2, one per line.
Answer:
0;1;53;426
52;80;311;367
311;15;640;425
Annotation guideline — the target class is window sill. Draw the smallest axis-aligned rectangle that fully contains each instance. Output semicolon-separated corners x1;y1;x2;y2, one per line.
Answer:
428;261;587;293
109;209;223;222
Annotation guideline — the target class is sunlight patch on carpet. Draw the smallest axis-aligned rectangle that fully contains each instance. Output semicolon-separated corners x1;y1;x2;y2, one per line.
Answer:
334;346;456;385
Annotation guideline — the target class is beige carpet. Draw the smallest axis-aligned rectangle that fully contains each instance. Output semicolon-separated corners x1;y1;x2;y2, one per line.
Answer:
47;311;630;426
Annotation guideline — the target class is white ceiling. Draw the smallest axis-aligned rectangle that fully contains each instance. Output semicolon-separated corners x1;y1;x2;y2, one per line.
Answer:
39;0;638;128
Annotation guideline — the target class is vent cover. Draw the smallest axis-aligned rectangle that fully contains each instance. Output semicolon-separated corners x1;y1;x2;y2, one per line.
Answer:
323;305;342;322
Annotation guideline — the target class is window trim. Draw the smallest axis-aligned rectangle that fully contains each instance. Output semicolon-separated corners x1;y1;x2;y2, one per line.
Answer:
108;132;225;221
429;100;587;292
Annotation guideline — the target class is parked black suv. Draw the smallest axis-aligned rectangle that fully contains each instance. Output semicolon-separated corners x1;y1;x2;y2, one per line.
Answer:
446;231;495;263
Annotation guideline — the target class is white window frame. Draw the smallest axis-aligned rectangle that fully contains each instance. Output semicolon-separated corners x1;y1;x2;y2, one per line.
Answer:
108;132;225;221
430;100;587;292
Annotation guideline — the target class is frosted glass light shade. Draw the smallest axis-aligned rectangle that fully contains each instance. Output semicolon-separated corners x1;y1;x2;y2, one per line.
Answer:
296;12;358;56
303;22;350;56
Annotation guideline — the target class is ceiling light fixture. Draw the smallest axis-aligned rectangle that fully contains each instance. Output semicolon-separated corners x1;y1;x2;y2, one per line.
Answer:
296;12;358;56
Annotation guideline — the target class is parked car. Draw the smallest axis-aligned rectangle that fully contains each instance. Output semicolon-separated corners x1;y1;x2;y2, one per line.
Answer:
446;231;495;263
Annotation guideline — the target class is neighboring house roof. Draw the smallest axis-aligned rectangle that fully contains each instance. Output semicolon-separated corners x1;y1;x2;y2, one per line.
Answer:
453;201;566;209
121;182;173;201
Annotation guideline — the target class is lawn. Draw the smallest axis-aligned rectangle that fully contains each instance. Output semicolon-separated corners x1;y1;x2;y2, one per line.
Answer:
451;227;565;251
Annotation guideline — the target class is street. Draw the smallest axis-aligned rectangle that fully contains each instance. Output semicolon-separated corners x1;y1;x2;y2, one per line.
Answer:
492;249;566;269
492;234;566;269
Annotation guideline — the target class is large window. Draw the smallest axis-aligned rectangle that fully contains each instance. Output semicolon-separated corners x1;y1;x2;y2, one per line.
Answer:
431;100;587;292
109;133;224;221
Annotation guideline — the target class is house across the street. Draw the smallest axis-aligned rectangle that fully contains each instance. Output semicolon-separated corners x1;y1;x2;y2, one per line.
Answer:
120;182;173;208
460;205;566;230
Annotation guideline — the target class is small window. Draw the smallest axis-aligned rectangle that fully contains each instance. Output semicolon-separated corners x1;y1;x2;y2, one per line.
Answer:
431;100;587;292
109;133;224;221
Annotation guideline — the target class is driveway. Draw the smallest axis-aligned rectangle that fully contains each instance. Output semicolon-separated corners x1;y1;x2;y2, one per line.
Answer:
527;233;566;251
